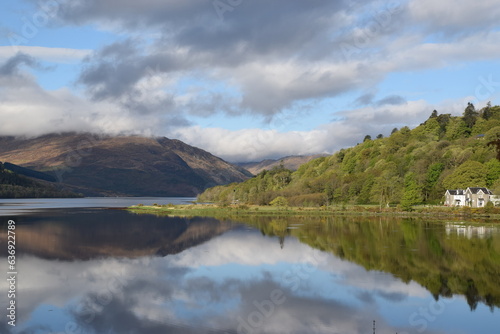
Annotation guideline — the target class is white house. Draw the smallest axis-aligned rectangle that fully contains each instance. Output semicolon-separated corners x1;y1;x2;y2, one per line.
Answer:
465;187;493;208
490;195;500;206
445;187;498;208
444;189;466;206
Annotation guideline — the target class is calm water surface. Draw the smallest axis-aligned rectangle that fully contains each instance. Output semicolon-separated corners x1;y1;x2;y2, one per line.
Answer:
0;198;499;334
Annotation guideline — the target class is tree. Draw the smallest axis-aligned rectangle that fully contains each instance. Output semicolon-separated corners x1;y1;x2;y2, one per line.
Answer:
400;126;411;135
376;134;384;139
436;114;451;138
391;128;398;134
485;126;500;161
363;135;372;142
401;172;422;211
485;159;500;187
430;110;438;118
415;117;441;141
479;101;492;120
463;102;479;129
270;196;288;207
443;161;487;190
424;163;444;201
445;118;469;140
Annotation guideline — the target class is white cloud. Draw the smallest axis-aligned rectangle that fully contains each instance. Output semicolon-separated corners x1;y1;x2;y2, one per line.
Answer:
172;126;331;162
171;97;491;162
0;46;91;63
222;60;374;115
381;31;500;73
172;100;445;162
408;0;500;32
0;73;163;137
0;54;478;162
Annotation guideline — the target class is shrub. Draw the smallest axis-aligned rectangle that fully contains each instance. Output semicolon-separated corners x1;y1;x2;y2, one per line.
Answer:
270;196;288;207
288;193;325;207
484;201;496;213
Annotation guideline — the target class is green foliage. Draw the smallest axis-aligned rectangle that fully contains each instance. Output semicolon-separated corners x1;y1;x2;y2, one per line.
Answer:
479;102;492;120
270;196;288;207
401;172;422;211
463;102;479;128
445;117;469;140
0;162;82;198
485;126;500;161
443;161;487;189
199;104;500;207
485;159;500;187
424;162;445;201
485;126;500;142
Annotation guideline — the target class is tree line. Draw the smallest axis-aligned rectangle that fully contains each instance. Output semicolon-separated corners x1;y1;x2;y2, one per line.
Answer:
199;103;500;209
0;162;82;198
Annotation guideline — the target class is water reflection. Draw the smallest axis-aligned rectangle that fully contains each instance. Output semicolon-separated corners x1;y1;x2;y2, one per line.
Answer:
0;209;232;260
445;222;499;239
0;211;498;334
249;216;500;312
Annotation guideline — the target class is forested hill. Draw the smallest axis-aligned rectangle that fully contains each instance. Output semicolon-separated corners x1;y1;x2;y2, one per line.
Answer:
199;103;500;208
0;162;82;198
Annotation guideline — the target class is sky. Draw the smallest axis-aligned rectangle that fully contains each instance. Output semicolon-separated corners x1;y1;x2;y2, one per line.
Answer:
0;0;500;162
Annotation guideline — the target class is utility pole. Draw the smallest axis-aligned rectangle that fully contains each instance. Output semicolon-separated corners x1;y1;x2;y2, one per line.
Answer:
373;320;376;334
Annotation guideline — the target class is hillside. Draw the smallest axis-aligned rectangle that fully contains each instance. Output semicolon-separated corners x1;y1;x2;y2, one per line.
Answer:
0;133;252;197
199;104;500;207
0;162;81;198
237;154;328;175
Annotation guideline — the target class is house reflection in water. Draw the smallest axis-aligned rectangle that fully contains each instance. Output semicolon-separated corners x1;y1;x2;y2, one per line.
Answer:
445;223;499;239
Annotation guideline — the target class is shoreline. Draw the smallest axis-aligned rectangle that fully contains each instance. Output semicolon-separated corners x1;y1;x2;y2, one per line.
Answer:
127;203;500;221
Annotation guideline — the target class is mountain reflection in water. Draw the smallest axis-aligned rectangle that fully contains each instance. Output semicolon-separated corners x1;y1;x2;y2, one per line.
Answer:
0;209;498;334
0;209;232;260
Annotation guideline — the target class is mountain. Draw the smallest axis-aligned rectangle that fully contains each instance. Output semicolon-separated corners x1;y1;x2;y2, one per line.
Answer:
0;162;82;198
237;154;328;175
199;104;500;207
2;161;57;182
0;133;252;197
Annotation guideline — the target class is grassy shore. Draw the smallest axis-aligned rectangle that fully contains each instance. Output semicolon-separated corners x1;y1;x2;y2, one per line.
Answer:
127;203;500;221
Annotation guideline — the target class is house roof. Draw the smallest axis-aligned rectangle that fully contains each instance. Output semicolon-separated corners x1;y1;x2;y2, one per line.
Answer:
446;189;465;195
466;187;493;195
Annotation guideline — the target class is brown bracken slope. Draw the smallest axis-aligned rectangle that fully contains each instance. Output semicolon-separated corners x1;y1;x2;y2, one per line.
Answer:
0;133;251;196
